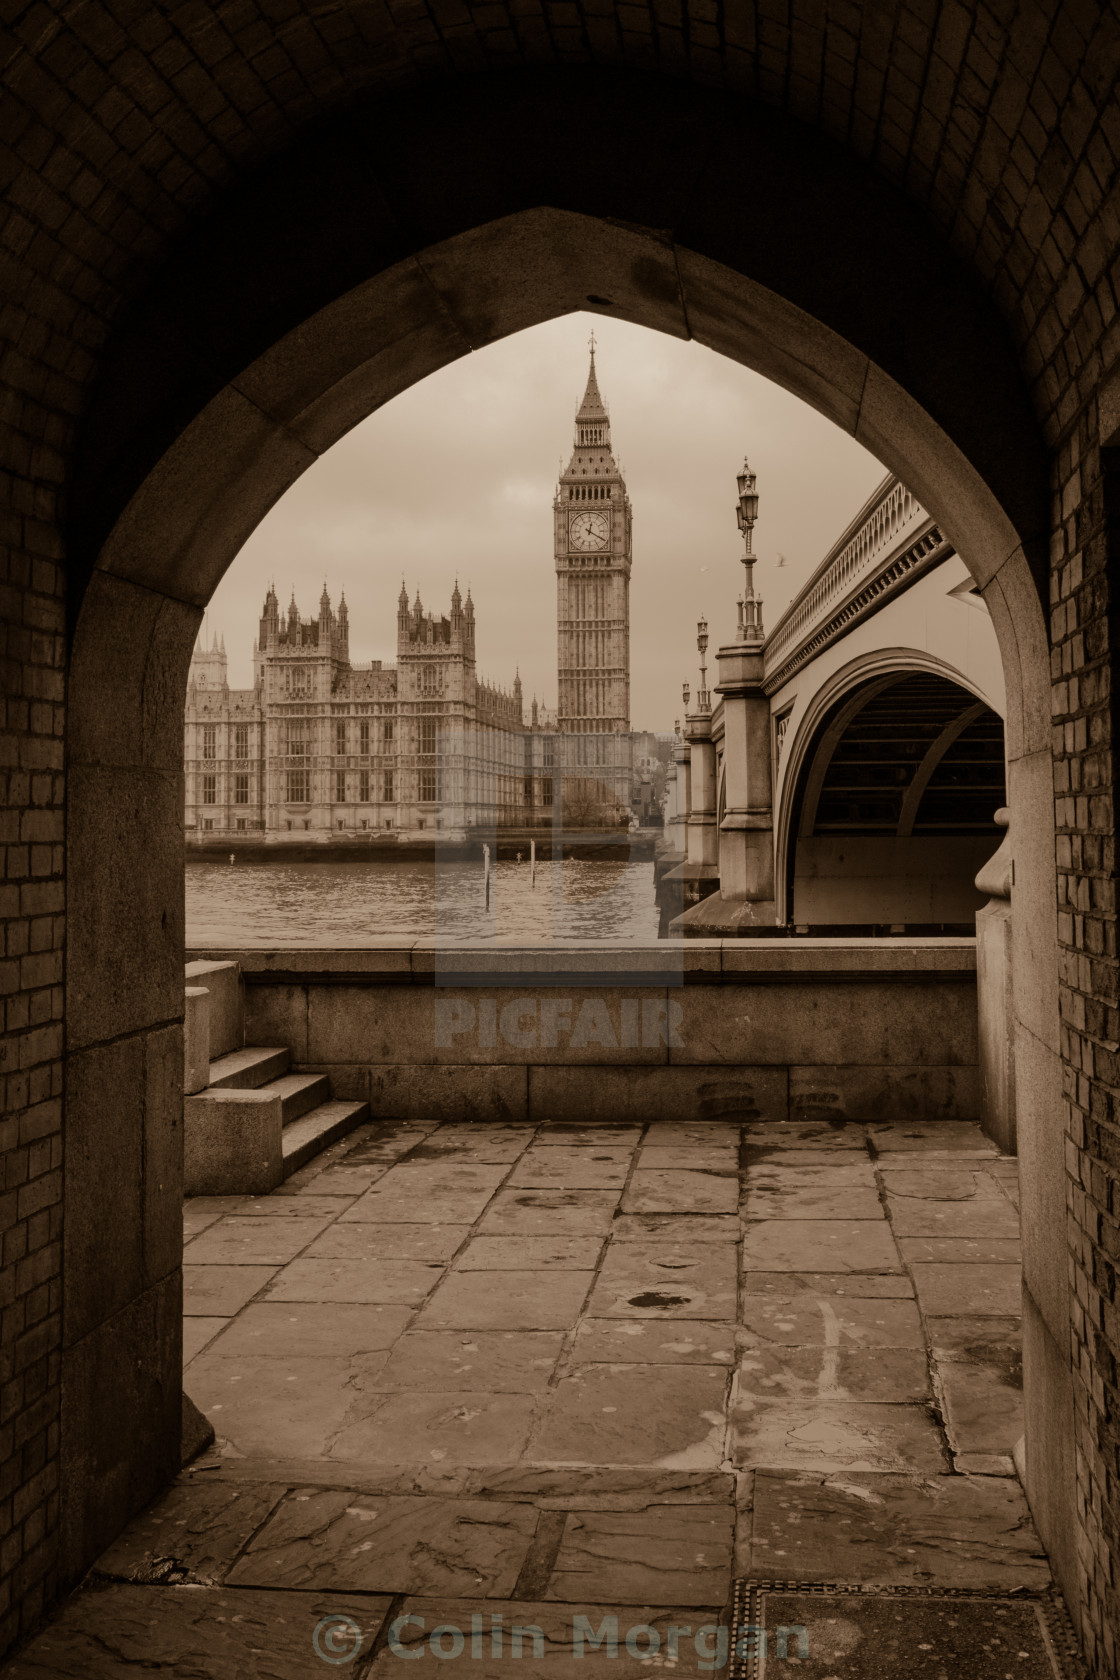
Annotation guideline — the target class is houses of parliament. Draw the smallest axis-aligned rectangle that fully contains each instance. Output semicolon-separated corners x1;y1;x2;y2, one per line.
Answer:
184;347;639;846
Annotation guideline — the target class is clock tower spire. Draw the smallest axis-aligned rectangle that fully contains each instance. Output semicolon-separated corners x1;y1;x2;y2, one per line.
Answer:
554;335;633;819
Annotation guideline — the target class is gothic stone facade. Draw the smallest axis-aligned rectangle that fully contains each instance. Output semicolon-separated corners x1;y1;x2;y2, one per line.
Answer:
185;583;554;843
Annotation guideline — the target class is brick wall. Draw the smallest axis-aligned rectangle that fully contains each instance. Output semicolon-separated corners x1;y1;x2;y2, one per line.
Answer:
0;530;65;1650
1058;413;1120;1676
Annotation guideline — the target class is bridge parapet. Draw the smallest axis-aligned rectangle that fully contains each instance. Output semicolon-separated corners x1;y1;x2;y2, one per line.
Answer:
763;477;950;692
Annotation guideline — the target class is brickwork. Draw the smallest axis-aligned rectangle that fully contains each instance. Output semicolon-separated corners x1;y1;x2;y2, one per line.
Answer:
0;0;1119;1670
1056;411;1120;1678
0;526;65;1653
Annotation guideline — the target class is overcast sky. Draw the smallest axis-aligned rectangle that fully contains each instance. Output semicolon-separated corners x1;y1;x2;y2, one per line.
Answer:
204;313;888;731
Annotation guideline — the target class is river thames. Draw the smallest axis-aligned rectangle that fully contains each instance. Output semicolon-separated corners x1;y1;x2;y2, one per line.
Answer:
185;855;663;945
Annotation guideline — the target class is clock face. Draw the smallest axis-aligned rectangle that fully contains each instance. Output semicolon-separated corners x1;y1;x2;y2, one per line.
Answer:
569;509;609;551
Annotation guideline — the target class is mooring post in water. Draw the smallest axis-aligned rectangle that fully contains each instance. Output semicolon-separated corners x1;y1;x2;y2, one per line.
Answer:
483;843;490;910
530;838;536;888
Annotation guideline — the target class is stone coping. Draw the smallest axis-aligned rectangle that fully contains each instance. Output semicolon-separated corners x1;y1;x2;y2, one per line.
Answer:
185;937;977;987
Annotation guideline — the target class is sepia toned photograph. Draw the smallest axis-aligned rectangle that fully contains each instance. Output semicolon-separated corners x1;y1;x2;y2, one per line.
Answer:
0;2;1113;1675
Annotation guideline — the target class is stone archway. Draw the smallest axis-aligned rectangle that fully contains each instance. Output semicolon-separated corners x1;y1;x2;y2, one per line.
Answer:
61;67;1069;1630
778;663;1006;932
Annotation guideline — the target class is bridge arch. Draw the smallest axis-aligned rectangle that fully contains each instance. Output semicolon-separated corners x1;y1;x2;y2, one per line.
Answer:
776;656;1006;931
60;65;1067;1628
773;646;1006;925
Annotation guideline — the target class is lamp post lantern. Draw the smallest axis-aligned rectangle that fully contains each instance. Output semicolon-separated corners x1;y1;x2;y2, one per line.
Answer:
735;457;764;645
696;617;711;711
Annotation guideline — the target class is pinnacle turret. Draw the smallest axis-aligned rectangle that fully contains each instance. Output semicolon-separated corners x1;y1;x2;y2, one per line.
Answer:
576;335;608;423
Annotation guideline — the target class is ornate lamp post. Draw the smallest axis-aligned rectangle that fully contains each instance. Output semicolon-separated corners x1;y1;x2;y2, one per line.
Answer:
696;617;711;710
736;458;764;644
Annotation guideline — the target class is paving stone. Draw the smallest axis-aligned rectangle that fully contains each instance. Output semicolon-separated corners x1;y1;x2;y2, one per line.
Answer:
304;1223;471;1261
744;1123;868;1150
886;1197;1021;1237
477;1188;621;1235
742;1273;914;1297
4;1583;392;1678
508;1148;633;1188
264;1257;447;1304
408;1128;535;1162
743;1186;885;1220
473;1469;732;1507
414;1269;595;1329
235;1195;356;1217
340;1184;499;1223
529;1364;729;1467
899;1236;1022;1264
573;1319;737;1365
183;1198;243;1238
738;1295;923;1348
878;1170;1005;1201
622;1169;739;1214
185;1353;389;1457
372;1162;512;1194
741;1220;901;1273
644;1122;742;1141
546;1506;734;1606
296;1168;393;1195
910;1263;1022;1317
329;1391;538;1464
375;1331;566;1391
744;1147;874;1166
229;1489;538;1593
183;1264;278;1317
586;1241;737;1319
95;1479;285;1585
611;1214;739;1242
201;1301;413;1358
533;1124;644;1146
455;1235;605;1270
746;1469;1049;1587
745;1162;878;1188
184;1215;334;1266
937;1358;1024;1455
868;1121;998;1153
636;1146;740;1170
737;1344;929;1403
730;1398;944;1472
183;1317;227;1365
925;1316;1022;1358
368;1597;728;1678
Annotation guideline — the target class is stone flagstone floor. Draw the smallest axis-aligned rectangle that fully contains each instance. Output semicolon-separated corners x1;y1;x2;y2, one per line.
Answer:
4;1117;1048;1677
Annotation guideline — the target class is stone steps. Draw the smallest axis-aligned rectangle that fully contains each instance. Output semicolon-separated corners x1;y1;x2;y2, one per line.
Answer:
208;1045;291;1089
282;1100;370;1175
186;1038;367;1195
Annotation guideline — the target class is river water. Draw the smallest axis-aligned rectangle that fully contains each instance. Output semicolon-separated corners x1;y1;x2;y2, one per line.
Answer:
185;855;662;946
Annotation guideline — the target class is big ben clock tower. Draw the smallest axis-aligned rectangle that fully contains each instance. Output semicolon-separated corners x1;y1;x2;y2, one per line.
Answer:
554;336;633;813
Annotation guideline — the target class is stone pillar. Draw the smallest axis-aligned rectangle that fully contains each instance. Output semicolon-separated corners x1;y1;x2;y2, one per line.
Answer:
685;711;718;875
714;639;777;916
974;808;1016;1153
664;714;720;931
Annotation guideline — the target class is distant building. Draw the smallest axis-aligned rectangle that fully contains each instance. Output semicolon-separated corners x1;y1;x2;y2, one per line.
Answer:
184;583;556;845
554;340;633;818
186;344;657;845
